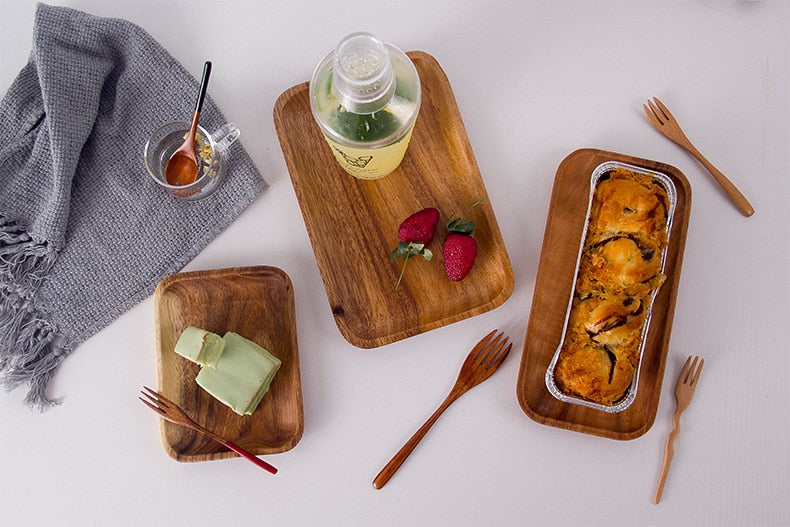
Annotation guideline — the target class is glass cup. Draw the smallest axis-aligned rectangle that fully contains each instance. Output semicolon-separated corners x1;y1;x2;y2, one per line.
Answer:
144;121;240;200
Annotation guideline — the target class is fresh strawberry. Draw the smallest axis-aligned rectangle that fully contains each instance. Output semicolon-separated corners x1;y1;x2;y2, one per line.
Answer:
391;208;439;291
442;234;477;281
442;199;483;281
397;207;439;244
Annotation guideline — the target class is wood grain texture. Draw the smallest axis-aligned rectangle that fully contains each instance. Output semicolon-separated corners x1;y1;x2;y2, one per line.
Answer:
516;149;691;440
153;266;304;462
273;51;514;348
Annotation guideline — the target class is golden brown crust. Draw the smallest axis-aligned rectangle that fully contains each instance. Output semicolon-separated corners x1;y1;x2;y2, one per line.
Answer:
576;237;664;296
587;169;669;247
554;168;669;406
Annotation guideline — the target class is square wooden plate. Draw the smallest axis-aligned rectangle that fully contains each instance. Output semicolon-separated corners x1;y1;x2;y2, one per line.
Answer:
153;266;304;461
516;149;691;440
273;51;514;348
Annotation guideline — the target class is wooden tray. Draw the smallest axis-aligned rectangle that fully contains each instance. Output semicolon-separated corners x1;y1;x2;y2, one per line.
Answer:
516;149;691;440
273;51;514;348
153;266;304;461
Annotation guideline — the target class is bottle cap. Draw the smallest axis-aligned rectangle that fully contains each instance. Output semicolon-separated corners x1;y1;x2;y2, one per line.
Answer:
332;32;395;114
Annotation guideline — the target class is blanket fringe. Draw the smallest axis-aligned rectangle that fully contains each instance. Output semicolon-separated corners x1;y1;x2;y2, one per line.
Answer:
1;216;64;410
1;217;57;289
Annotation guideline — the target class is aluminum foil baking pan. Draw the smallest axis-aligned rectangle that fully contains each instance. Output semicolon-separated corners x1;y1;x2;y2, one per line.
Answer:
545;161;677;413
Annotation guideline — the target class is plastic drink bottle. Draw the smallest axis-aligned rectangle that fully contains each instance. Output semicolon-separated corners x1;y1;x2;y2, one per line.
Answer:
309;32;421;179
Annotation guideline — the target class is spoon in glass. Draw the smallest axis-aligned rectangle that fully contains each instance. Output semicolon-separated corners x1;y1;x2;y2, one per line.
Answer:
165;61;212;186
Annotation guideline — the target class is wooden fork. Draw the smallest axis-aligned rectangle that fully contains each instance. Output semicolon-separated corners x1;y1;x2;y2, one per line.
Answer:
372;330;513;489
653;355;704;503
139;386;277;474
644;97;754;217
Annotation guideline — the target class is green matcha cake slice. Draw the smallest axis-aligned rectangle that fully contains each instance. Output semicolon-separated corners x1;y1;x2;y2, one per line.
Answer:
195;332;281;415
173;326;225;367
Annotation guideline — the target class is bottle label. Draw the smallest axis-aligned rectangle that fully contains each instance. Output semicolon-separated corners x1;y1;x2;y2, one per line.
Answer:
320;124;415;180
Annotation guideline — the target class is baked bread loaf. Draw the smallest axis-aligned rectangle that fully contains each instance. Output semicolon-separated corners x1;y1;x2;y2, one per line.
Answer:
554;168;670;406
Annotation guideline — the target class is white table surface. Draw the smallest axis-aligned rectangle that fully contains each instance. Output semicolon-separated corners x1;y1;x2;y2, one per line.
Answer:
1;1;788;526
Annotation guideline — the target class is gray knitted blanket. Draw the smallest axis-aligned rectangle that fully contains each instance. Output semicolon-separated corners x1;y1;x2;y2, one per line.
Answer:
0;4;267;409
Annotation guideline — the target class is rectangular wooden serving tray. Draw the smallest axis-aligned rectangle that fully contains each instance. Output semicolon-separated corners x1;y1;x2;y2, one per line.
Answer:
516;149;691;440
153;266;304;461
273;50;514;348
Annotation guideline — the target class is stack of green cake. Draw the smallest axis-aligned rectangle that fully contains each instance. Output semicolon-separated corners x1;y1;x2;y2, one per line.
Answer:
173;327;281;415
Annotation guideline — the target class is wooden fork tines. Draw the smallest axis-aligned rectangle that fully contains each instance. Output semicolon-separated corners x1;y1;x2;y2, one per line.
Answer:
653;355;704;503
139;386;277;474
644;96;754;217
